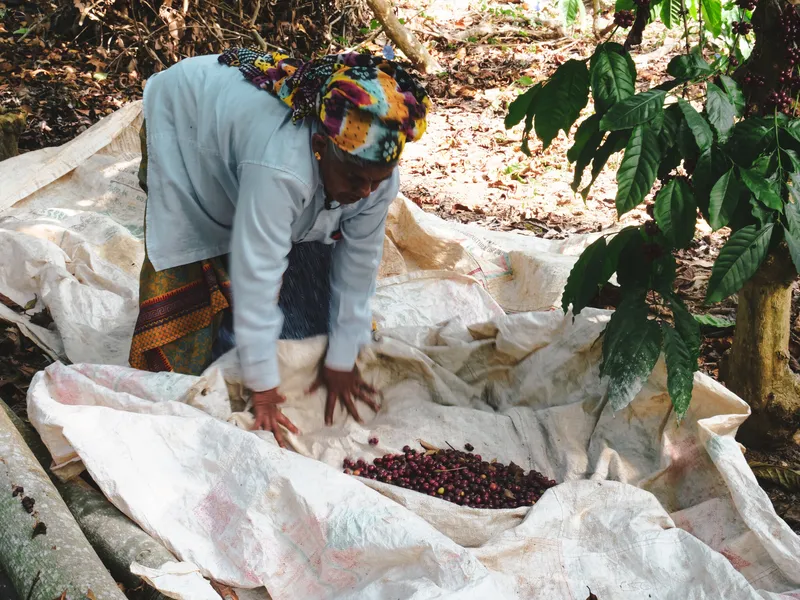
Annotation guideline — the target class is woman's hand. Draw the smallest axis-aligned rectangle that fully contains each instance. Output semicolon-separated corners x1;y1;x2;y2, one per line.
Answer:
309;366;380;425
251;388;299;448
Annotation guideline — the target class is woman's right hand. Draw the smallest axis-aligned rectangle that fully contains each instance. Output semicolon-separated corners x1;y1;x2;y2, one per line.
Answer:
251;388;299;448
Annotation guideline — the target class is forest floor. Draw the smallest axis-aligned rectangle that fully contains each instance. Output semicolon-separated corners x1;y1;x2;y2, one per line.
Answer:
0;0;798;530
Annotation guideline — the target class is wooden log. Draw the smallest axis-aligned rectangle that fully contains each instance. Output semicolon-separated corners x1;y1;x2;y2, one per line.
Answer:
0;110;25;161
1;400;174;600
0;403;127;600
365;0;442;73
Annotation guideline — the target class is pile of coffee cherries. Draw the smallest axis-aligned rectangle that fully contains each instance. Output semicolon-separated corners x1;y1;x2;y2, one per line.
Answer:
342;443;557;509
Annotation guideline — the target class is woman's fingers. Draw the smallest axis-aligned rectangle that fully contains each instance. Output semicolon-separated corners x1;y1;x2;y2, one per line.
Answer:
270;414;287;448
277;411;300;434
324;389;337;426
306;377;323;395
341;391;363;424
354;387;380;414
358;379;377;395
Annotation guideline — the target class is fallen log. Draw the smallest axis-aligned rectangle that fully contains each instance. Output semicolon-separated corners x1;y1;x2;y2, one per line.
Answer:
1;400;175;600
0;401;126;600
0;110;26;161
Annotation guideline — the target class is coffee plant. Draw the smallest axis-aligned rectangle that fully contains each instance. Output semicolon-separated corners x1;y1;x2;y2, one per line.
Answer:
506;0;800;430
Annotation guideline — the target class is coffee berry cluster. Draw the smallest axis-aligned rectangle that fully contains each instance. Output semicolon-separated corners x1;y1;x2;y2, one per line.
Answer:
343;444;557;509
731;21;753;35
613;10;635;28
736;0;756;11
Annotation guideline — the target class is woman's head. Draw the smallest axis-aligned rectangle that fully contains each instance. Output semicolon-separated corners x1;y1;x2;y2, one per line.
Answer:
219;48;431;203
312;135;395;204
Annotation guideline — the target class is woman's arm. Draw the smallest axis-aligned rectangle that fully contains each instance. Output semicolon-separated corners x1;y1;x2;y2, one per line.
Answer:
230;162;308;392
326;170;400;371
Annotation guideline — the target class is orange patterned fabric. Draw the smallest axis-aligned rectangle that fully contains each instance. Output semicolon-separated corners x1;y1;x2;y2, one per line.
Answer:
129;255;232;375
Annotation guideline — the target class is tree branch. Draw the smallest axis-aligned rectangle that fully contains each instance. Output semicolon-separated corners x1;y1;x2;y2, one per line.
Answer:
365;0;442;73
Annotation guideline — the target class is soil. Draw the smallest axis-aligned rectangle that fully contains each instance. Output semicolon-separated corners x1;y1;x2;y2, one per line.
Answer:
0;0;798;533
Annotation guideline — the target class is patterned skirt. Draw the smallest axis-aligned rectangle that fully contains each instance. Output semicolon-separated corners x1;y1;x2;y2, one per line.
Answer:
129;122;332;376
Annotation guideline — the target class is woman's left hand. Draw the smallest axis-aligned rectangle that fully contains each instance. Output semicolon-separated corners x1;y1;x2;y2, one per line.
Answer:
308;366;380;425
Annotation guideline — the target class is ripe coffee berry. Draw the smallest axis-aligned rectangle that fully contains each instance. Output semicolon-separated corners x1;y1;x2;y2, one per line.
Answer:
644;220;660;237
731;21;753;35
343;443;557;509
613;10;635;28
369;437;379;445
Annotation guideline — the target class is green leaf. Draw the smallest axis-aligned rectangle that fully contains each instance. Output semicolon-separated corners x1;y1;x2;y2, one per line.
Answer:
726;118;772;166
568;114;602;163
615;125;661;215
693;148;731;217
601;298;663;411
666;295;702;361
658;146;683;181
701;0;722;36
654;178;697;248
600;227;641;282
706;83;735;143
23;297;37;311
740;169;784;211
784;226;800;274
718;75;745;117
750;197;775;228
678;99;713;152
599;90;666;132
780;148;800;174
517;75;535;86
706;223;775;303
572;130;605;192
660;104;682;149
661;0;682;28
784;120;800;146
785;181;800;233
561;237;609;314
708;168;743;230
692;313;735;328
560;0;583;26
616;0;635;8
590;45;636;114
750;463;800;493
505;83;542;129
534;60;590;150
662;323;696;420
580;130;630;199
667;47;713;80
13;27;28;35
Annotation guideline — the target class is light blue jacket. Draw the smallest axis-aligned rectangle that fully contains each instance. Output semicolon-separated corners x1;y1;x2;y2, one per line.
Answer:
142;55;398;391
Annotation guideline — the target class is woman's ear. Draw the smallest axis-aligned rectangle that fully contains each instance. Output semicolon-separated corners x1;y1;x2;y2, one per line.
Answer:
311;134;327;159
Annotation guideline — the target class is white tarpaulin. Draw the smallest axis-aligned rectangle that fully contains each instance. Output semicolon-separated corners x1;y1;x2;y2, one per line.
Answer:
1;103;798;600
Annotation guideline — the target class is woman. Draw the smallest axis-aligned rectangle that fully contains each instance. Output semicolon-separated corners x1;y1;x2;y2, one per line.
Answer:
129;48;430;446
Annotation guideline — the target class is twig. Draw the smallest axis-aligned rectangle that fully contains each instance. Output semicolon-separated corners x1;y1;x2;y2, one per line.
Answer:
249;0;262;27
680;0;691;98
26;571;41;600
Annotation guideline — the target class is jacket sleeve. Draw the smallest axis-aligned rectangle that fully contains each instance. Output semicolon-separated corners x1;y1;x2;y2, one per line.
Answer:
324;170;399;371
230;162;307;391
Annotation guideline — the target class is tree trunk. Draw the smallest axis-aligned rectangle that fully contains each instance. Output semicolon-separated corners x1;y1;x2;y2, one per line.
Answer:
1;400;174;600
366;0;442;74
0;404;127;600
0;111;25;161
734;0;784;111
721;246;800;449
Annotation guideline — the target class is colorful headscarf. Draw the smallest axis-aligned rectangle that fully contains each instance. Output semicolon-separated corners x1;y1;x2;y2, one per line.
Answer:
218;47;430;164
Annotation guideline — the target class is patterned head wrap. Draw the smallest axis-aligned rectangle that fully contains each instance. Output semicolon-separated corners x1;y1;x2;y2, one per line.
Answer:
218;47;430;164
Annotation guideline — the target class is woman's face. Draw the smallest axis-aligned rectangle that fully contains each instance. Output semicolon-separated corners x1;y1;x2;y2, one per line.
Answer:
312;134;396;205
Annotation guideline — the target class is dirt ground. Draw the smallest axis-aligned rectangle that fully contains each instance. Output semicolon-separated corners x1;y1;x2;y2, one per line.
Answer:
1;0;798;530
